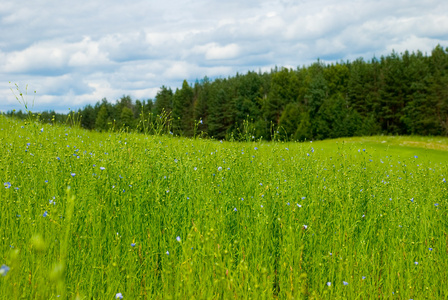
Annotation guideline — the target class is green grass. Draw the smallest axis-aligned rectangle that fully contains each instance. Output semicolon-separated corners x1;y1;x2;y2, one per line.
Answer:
1;114;447;299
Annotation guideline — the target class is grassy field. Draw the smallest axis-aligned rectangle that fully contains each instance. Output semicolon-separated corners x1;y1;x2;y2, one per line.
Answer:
0;114;447;299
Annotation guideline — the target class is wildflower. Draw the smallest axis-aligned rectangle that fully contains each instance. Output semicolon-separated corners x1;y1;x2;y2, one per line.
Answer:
115;292;123;299
70;173;76;177
176;236;181;242
303;225;308;229
43;211;48;217
234;207;237;212
199;120;203;124
414;155;418;158
100;167;105;170
194;167;197;171
287;202;290;206
327;282;331;286
0;265;10;276
297;204;302;208
410;198;414;202
166;251;169;255
40;128;44;132
218;167;222;171
254;147;258;150
435;203;439;207
4;182;11;189
429;248;433;251
414;262;418;265
362;276;366;280
301;197;306;200
131;243;136;247
343;281;348;286
260;205;263;208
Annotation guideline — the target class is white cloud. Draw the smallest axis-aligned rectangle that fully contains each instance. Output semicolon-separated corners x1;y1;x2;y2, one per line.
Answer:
0;0;447;112
193;43;241;60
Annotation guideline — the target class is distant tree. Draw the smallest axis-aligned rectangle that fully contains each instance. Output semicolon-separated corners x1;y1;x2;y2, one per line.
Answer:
80;104;96;130
154;86;173;116
95;105;109;132
172;80;194;135
120;107;135;130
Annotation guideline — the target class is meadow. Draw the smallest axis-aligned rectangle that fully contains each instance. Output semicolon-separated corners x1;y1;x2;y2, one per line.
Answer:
0;114;447;299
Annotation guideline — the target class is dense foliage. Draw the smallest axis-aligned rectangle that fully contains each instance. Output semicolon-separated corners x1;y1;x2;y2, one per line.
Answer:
5;45;448;140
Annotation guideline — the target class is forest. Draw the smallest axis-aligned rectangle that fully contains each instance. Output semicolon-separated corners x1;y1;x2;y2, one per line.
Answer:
5;45;448;141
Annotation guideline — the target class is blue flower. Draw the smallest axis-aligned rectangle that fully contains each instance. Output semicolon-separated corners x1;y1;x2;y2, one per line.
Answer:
100;167;105;171
43;211;48;217
435;203;439;207
4;182;11;189
414;262;418;265
303;225;308;229
234;207;237;212
131;243;136;247
166;251;169;255
218;167;222;171
327;282;331;286
343;281;348;286
115;292;123;299
362;276;366;280
176;236;181;242
0;265;10;276
70;173;76;177
429;248;433;251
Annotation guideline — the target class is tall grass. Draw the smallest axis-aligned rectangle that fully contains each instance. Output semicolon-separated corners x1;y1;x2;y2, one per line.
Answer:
0;114;447;299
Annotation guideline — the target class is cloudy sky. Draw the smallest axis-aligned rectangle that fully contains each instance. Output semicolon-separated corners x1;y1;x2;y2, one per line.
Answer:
1;0;447;113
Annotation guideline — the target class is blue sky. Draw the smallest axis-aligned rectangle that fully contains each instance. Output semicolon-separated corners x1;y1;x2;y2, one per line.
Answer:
1;0;447;113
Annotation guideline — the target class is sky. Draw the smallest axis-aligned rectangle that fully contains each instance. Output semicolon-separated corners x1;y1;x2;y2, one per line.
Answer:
1;0;447;113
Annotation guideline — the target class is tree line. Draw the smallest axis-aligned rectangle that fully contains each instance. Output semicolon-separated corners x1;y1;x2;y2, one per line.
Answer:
5;45;448;141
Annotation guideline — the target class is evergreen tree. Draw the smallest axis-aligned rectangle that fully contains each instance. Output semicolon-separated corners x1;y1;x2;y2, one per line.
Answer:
95;104;109;132
154;86;173;116
172;80;194;135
